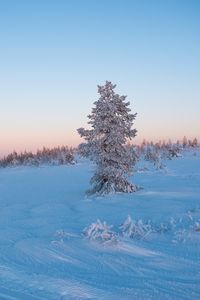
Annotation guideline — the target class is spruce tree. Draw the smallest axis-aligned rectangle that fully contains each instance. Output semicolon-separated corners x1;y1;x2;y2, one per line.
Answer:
77;81;138;195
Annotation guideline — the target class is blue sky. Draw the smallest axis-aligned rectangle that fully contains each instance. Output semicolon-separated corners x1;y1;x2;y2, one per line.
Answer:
0;0;200;155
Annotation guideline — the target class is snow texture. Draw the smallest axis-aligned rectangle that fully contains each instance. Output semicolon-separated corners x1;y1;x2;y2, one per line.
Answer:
0;149;200;299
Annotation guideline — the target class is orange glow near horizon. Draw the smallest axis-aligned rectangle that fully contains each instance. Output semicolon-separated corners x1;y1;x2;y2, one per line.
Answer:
1;113;199;157
0;128;80;157
1;129;199;158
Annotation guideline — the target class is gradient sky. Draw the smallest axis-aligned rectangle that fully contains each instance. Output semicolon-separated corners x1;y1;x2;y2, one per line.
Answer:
0;0;200;156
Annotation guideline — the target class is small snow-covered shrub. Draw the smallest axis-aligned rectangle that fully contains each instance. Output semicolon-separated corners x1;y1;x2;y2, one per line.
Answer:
120;215;153;240
168;147;182;159
120;215;178;240
83;219;118;244
144;146;166;170
172;229;189;243
194;222;200;232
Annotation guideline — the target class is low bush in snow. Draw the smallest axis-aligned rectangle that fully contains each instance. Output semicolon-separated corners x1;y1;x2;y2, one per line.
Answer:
120;215;153;239
83;219;118;245
80;207;200;247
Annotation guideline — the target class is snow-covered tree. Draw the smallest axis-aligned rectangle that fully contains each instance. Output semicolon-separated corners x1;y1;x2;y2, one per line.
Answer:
192;137;198;147
144;144;165;169
182;136;188;148
77;81;138;195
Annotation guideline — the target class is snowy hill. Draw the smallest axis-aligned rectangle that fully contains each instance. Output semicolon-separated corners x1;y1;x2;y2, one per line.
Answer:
0;150;200;299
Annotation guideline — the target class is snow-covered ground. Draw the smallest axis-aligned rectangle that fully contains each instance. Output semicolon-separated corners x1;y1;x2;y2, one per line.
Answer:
0;150;200;299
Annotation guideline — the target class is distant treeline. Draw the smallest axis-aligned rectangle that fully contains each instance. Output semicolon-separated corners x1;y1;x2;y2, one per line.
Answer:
138;136;198;150
0;137;198;169
134;136;199;170
0;146;75;168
